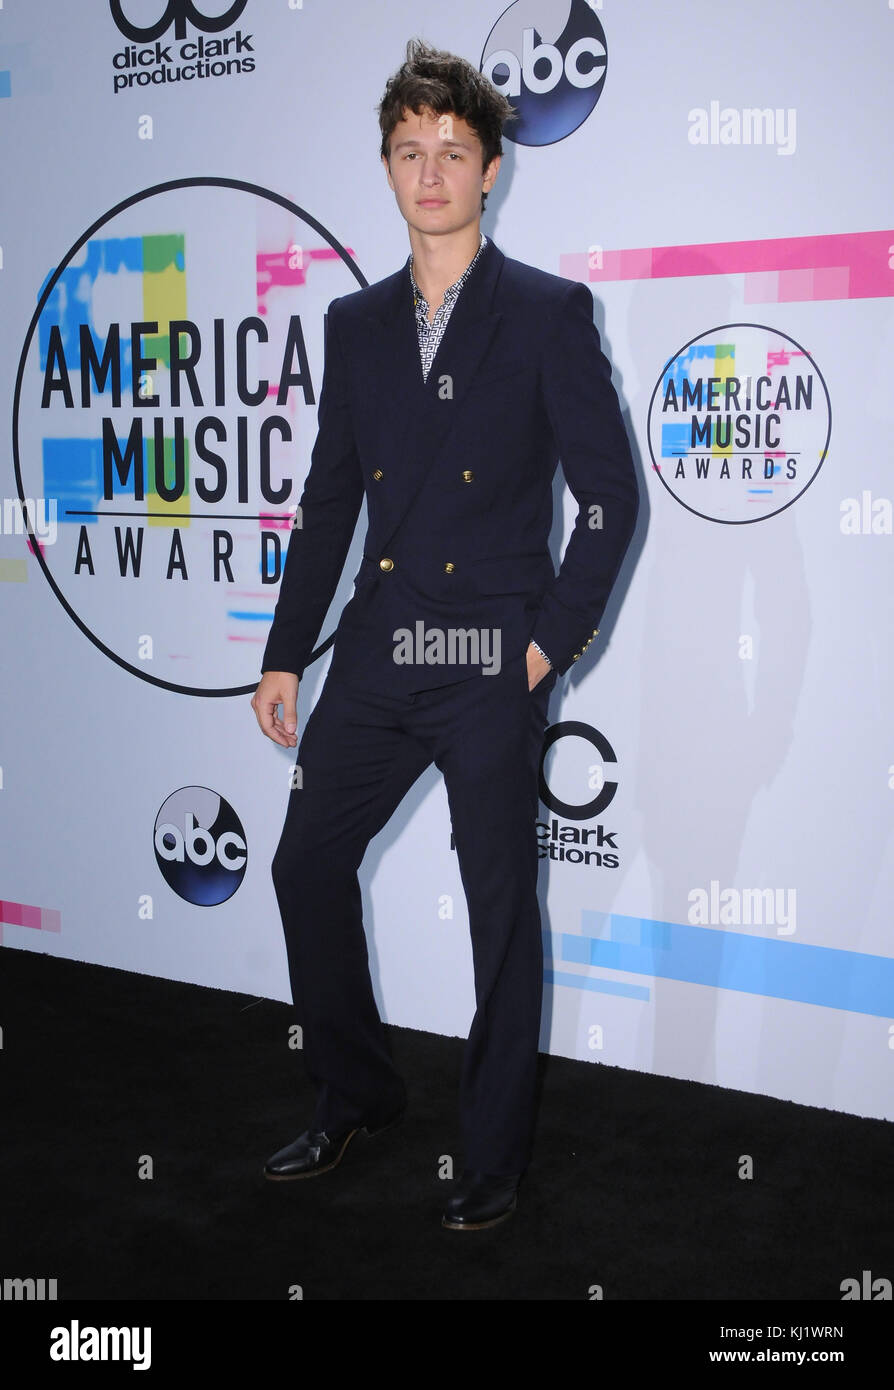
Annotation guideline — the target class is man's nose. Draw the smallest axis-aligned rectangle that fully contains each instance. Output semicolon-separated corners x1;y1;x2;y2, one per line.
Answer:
419;157;443;184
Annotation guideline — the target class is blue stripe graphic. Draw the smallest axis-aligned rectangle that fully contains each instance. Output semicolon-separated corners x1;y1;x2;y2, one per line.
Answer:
545;969;650;1001
542;911;894;1018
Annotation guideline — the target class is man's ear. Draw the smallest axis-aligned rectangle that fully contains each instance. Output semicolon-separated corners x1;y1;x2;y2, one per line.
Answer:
381;152;394;191
482;154;501;193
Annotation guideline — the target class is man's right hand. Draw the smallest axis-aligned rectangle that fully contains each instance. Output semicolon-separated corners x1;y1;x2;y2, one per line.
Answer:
251;671;300;748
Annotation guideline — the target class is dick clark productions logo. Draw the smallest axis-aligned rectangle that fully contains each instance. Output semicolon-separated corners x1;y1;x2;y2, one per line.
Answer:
109;1;248;42
13;178;365;697
154;786;247;905
648;323;831;523
108;0;255;93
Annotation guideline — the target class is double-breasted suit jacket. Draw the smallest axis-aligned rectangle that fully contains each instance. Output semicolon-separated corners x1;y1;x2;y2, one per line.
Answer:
261;237;639;689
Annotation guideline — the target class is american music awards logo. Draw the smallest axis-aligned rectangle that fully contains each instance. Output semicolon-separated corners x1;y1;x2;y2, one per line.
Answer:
108;0;255;94
481;0;608;147
13;177;365;696
648;323;831;524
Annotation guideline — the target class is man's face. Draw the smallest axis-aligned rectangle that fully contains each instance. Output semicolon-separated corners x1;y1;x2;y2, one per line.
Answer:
382;107;500;237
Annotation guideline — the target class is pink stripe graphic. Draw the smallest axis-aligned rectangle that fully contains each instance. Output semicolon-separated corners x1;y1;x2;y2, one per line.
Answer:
256;245;356;314
559;230;894;302
257;513;294;532
0;897;61;945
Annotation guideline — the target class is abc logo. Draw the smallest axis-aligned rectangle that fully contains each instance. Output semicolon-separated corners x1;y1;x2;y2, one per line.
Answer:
154;786;247;905
481;0;608;146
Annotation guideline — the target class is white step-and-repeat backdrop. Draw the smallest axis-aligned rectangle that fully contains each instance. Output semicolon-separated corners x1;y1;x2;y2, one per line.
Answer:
2;0;892;1121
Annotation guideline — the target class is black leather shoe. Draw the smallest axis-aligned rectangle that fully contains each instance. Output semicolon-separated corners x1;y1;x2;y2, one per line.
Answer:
441;1169;521;1230
264;1108;404;1181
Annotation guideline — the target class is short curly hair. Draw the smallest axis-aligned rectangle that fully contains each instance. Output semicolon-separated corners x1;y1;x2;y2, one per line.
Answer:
378;38;515;212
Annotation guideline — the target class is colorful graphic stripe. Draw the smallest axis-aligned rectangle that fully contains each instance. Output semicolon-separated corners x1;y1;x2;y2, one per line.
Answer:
0;558;29;582
143;235;186;368
256;244;356;313
39;234;185;372
544;911;893;1018
37;235;189;534
0;897;61;945
560;230;894;302
42;436;187;530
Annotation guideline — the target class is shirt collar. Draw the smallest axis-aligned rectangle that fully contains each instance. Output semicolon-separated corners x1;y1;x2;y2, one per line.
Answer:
409;232;487;310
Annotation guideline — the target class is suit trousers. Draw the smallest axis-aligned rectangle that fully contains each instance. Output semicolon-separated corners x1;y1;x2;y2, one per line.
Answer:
271;646;558;1175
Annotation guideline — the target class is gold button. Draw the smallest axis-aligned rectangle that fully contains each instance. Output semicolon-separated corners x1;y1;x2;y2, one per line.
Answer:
373;469;383;481
592;628;599;636
461;470;474;482
379;557;394;572
444;562;455;574
572;653;581;661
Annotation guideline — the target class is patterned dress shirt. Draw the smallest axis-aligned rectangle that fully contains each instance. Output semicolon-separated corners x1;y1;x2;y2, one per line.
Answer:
408;232;487;383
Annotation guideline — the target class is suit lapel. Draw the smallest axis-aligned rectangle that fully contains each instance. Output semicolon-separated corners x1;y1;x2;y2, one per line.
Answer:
363;239;505;551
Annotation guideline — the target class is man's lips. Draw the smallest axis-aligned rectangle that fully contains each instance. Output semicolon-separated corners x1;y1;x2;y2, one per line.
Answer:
417;198;447;206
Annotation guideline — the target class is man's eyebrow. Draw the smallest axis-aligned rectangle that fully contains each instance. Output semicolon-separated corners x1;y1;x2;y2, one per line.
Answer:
391;137;475;151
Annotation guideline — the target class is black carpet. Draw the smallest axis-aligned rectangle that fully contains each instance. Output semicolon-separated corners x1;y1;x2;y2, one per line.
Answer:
1;946;892;1308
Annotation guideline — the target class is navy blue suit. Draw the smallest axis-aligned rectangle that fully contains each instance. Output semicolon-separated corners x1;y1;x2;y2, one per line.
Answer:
263;238;638;1173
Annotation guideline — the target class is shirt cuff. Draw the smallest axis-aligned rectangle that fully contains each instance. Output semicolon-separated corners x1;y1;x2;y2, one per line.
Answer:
530;638;552;668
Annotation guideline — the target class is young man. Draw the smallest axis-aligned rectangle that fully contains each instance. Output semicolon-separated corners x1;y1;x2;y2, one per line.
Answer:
251;39;638;1230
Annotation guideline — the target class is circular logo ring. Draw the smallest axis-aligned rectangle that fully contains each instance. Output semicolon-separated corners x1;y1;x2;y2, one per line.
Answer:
647;321;832;525
13;176;367;697
539;720;618;820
